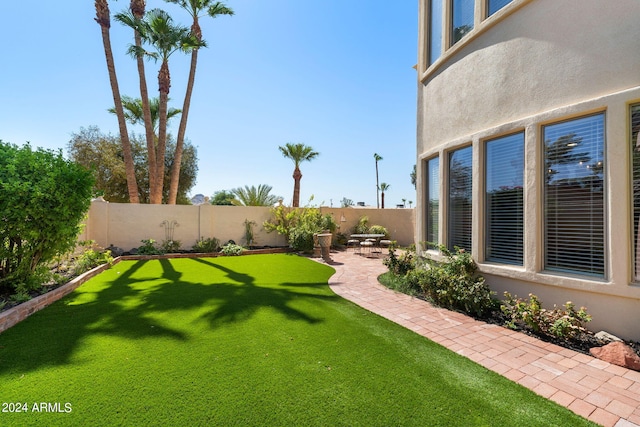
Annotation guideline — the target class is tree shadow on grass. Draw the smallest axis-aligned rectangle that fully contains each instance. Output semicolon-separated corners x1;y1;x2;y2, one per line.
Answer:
188;257;330;327
0;256;336;375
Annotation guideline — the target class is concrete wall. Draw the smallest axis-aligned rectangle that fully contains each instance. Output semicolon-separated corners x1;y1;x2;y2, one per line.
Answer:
416;0;640;341
82;200;415;251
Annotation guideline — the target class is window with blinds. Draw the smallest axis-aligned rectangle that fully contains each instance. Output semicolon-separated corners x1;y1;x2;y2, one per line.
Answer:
630;104;640;281
451;0;474;44
448;146;472;251
543;113;605;277
485;132;524;265
488;0;512;16
425;157;440;248
429;0;443;65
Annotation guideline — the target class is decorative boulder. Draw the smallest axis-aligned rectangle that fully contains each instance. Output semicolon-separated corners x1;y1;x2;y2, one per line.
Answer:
590;342;640;371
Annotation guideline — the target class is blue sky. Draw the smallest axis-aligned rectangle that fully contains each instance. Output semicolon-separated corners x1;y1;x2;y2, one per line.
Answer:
0;1;418;207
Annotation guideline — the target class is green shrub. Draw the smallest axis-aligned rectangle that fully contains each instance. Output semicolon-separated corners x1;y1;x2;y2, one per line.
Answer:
192;237;220;253
10;290;31;304
137;239;163;255
160;239;181;253
72;244;114;276
243;219;257;248
0;141;94;293
352;216;369;234
416;246;496;318
220;243;244;256
501;292;592;340
383;244;415;276
368;224;388;237
264;205;338;252
378;271;420;296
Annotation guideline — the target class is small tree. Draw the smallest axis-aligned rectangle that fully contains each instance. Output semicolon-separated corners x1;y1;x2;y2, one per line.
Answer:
210;190;235;205
231;184;280;206
0;142;94;292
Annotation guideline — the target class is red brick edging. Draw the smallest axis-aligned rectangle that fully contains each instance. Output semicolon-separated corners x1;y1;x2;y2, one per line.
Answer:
0;262;113;334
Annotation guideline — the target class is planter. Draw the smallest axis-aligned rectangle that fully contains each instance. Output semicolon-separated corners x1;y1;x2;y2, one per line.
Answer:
316;233;333;262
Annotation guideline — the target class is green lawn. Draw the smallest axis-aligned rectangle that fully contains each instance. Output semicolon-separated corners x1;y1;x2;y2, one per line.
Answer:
0;254;594;426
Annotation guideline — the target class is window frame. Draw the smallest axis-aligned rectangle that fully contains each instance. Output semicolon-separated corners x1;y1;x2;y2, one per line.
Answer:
450;0;475;46
484;131;525;265
447;145;473;252
542;112;606;278
425;156;440;249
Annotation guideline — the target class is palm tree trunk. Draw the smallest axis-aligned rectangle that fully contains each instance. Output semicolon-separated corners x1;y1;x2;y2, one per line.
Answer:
153;61;171;204
292;167;302;207
168;20;201;205
131;0;157;204
376;162;380;208
95;0;139;203
381;191;385;209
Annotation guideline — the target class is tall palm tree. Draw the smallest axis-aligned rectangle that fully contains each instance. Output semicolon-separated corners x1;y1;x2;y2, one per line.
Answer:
164;0;234;205
379;182;390;209
278;143;319;207
108;96;181;133
130;0;159;202
231;184;280;206
374;153;383;208
95;0;140;203
118;8;204;203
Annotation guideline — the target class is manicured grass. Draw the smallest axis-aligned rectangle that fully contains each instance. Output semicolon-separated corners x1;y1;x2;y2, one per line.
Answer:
0;254;594;426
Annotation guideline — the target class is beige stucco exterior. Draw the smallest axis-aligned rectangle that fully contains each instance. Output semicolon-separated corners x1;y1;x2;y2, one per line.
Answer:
81;201;415;252
416;0;640;340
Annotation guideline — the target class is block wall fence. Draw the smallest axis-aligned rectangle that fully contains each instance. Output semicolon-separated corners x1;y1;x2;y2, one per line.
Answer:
79;200;416;252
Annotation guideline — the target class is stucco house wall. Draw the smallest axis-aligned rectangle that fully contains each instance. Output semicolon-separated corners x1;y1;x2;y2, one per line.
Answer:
416;0;640;340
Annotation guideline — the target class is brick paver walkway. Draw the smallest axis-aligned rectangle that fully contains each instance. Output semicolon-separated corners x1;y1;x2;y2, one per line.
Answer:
322;250;640;427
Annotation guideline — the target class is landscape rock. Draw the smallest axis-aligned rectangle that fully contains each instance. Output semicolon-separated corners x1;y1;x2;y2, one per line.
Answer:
106;245;124;257
590;341;640;371
594;330;622;344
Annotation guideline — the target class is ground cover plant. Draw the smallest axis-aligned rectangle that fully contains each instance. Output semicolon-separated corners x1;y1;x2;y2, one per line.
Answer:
0;254;594;426
379;245;637;356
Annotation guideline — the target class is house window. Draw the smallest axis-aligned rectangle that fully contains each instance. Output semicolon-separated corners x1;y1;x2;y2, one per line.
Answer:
630;104;640;281
425;157;440;248
429;0;443;65
543;113;605;277
485;132;524;265
451;0;474;45
488;0;512;16
448;146;472;251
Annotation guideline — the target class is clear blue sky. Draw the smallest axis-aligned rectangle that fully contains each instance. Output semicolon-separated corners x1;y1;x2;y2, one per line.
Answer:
0;1;418;207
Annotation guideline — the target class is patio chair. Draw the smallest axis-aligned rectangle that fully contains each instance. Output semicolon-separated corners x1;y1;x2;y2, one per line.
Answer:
347;239;361;253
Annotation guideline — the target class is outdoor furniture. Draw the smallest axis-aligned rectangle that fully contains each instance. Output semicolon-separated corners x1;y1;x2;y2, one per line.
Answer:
360;239;374;255
379;239;392;251
346;239;361;252
350;234;385;256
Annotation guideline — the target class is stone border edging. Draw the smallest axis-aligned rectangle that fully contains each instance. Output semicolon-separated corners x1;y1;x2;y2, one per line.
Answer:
0;262;114;334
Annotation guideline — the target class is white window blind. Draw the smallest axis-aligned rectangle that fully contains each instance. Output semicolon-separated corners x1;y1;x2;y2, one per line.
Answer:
543;114;605;277
426;157;440;248
448;146;472;251
630;104;640;280
485;132;524;265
